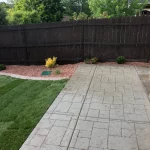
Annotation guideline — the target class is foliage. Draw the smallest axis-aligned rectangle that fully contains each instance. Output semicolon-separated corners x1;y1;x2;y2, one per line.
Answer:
62;0;78;16
37;0;64;23
55;70;61;75
45;57;57;68
13;0;64;23
62;0;91;16
7;0;17;4
1;2;13;9
88;0;148;18
84;57;98;64
7;9;41;25
0;3;8;25
0;64;6;71
0;76;67;150
72;12;88;20
116;56;126;64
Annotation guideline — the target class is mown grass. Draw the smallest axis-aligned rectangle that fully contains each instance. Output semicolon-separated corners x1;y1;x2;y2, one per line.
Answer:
0;76;67;150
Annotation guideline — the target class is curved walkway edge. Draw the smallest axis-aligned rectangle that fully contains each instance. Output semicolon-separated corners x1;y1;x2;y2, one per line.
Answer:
20;64;150;150
0;72;69;81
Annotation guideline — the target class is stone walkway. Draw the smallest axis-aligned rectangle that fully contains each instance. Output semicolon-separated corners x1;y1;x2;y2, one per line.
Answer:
20;64;150;150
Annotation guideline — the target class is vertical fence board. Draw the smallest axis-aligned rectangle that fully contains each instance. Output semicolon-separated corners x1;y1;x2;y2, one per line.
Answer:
0;16;150;65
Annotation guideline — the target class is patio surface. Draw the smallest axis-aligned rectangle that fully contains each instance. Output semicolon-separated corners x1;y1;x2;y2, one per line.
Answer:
20;64;150;150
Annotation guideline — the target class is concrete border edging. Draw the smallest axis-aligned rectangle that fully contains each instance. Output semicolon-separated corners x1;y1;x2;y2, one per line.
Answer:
0;72;69;81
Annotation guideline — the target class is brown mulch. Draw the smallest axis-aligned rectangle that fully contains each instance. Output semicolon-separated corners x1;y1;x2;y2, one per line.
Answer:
1;64;80;78
1;62;150;78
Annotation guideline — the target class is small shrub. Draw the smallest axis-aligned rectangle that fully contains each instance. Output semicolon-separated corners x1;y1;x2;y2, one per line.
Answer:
84;58;91;64
45;57;57;68
84;57;98;64
116;56;126;64
91;57;99;64
0;64;6;71
55;70;61;75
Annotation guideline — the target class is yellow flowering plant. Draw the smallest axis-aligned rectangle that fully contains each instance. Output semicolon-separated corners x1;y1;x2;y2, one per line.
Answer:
45;57;57;68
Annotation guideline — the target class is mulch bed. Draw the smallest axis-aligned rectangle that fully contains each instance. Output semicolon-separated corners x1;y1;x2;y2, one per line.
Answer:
1;62;150;79
1;64;80;78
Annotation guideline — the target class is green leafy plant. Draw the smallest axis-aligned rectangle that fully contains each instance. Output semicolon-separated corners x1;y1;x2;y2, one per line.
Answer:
7;9;41;25
0;64;6;71
116;56;126;64
0;3;8;25
84;58;91;64
91;57;99;64
55;70;61;75
72;12;88;20
84;57;98;64
11;0;64;23
88;0;148;18
62;0;91;17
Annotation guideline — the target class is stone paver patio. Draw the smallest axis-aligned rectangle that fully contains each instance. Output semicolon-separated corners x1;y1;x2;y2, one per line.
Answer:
20;64;150;150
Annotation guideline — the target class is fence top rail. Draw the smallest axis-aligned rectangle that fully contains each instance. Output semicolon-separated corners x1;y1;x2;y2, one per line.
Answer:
0;23;149;32
0;16;150;31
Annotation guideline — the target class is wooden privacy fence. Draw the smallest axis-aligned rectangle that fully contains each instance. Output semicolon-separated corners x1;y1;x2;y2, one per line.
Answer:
0;16;150;65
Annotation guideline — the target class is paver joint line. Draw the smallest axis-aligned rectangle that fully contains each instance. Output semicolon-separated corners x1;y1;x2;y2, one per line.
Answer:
20;64;150;150
66;65;97;150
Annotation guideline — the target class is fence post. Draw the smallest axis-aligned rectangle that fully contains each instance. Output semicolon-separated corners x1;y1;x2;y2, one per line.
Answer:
147;45;150;63
81;20;84;61
23;25;29;65
146;17;150;62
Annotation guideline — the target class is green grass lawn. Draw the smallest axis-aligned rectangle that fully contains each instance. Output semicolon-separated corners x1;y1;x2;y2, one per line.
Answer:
0;76;67;150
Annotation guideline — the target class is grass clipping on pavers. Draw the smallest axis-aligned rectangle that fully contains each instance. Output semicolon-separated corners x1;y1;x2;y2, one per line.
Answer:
0;76;67;150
